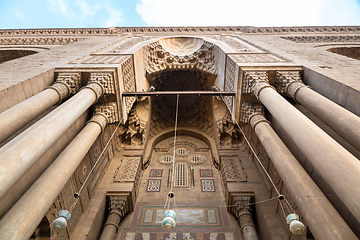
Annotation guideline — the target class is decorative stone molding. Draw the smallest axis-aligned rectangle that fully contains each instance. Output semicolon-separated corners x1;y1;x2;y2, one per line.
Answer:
82;82;104;101
282;35;360;43
1;26;359;36
88;72;115;95
107;37;153;54
239;102;264;123
146;40;217;76
275;71;302;95
223;55;237;111
113;156;142;182
47;82;71;102
88;112;108;132
107;195;130;219
94;102;119;124
286;81;308;100
249;113;270;129
0;37;82;45
242;72;269;95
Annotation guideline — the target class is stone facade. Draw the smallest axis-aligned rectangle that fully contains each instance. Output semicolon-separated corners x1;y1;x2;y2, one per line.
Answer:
0;26;360;240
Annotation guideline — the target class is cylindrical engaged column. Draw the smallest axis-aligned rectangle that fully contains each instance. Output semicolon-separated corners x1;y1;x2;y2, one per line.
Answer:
248;73;360;224
278;71;360;152
0;113;108;240
0;81;103;198
99;196;129;240
232;196;259;240
249;113;357;239
0;73;81;144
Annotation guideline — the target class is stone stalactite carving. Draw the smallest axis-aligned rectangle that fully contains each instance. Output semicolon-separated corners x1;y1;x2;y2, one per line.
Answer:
94;102;119;124
239;102;265;123
242;72;269;95
118;98;149;146
121;56;136;115
88;72;115;95
56;72;82;95
275;71;303;95
146;40;217;76
107;195;129;219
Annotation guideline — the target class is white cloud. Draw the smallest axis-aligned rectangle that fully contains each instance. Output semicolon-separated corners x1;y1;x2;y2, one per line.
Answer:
101;7;123;27
136;0;360;27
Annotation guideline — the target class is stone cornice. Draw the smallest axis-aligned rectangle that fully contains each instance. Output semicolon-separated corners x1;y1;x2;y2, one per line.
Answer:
0;26;359;36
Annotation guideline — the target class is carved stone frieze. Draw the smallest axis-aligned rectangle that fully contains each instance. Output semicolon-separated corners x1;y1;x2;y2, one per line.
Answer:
0;38;82;45
113;156;141;183
221;156;247;182
1;26;359;36
146;40;217;76
239;102;265;123
88;72;115;95
282;35;360;43
94;102;119;124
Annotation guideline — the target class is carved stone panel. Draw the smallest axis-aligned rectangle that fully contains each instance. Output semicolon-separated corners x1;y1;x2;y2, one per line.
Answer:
221;156;247;182
113;156;141;182
223;55;237;112
94;102;119;124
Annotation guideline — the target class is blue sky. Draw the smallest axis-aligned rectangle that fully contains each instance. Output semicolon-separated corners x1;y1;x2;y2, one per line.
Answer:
1;0;360;29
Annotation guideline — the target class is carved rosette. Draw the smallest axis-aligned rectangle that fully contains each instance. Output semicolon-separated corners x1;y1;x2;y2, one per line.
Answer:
88;112;108;131
94;102;119;124
146;40;217;75
275;71;302;95
88;72;115;95
239;102;264;123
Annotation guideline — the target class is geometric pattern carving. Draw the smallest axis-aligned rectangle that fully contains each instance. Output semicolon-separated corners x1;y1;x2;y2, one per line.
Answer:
88;72;115;95
230;53;286;63
121;56;136;115
146;40;217;76
224;55;237;111
94;102;119;123
0;38;82;45
281;35;360;43
275;71;302;95
146;179;161;192
221;156;247;182
239;102;264;123
201;179;215;192
113;156;141;182
174;164;188;187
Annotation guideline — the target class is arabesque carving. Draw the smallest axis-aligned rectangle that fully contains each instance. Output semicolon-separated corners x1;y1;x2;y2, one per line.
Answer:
121;56;136;115
221;156;247;182
223;55;237;111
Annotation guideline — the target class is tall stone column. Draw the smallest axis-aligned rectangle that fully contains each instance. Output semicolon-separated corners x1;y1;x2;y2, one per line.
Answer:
249;113;357;239
0;72;82;143
0;72;113;198
277;71;360;152
0;112;109;240
99;195;130;240
245;72;360;225
231;196;259;240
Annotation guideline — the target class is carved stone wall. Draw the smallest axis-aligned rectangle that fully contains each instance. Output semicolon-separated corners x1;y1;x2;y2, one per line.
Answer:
282;35;360;43
0;38;82;45
121;56;136;115
221;156;248;182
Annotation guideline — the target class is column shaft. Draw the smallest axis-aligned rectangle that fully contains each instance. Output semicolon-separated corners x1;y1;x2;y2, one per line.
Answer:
250;114;357;239
256;85;360;224
0;88;61;144
0;114;107;240
0;83;101;198
99;211;121;240
294;85;360;152
239;212;259;240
